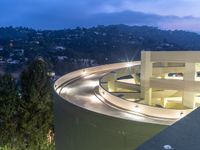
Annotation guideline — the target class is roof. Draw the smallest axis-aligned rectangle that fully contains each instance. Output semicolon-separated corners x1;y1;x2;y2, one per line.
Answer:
136;107;200;150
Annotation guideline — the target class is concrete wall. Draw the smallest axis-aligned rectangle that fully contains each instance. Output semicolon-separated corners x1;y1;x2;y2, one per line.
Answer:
54;92;165;150
53;60;193;150
149;51;200;63
53;61;166;150
99;84;192;119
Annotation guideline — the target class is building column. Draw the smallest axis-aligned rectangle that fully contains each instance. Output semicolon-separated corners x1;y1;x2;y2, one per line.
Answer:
183;92;196;108
184;62;196;81
108;73;117;92
143;88;152;105
141;51;152;82
183;63;196;108
140;51;152;104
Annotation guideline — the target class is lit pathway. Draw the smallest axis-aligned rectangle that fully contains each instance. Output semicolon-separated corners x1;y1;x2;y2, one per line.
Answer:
59;70;175;125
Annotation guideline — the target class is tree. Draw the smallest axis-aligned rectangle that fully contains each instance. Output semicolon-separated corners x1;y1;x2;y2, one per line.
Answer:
0;74;19;147
19;58;54;149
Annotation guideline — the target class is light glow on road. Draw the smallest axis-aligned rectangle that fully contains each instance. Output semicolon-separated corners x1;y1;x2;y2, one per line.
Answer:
133;105;141;112
84;74;96;79
84;80;99;88
82;69;87;75
56;87;61;93
179;112;184;118
122;112;144;121
60;87;74;94
88;95;102;104
126;62;134;67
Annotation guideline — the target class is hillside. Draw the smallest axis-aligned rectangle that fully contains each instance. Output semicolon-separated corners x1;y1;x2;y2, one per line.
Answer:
0;25;200;74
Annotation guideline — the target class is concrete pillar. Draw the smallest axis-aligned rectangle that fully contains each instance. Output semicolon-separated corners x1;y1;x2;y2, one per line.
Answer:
140;51;152;102
132;73;140;84
143;88;152;105
141;51;152;82
184;62;196;81
183;63;196;108
108;73;117;92
160;98;166;108
141;87;152;105
183;92;196;108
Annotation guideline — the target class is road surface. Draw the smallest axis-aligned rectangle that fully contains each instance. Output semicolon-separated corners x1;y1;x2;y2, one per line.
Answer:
58;69;175;126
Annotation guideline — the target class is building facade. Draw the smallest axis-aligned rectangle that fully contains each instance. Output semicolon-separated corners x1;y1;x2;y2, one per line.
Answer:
141;51;200;109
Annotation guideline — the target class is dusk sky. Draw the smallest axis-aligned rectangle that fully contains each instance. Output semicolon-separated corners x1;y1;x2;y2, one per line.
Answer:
1;0;200;32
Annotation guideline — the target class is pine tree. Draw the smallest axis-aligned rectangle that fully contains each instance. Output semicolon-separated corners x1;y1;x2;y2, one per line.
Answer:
19;58;53;149
0;74;19;147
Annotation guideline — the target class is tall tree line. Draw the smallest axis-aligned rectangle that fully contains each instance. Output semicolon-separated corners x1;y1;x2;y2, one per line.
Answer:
0;58;54;150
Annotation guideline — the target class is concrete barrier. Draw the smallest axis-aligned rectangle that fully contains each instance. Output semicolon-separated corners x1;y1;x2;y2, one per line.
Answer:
98;66;192;120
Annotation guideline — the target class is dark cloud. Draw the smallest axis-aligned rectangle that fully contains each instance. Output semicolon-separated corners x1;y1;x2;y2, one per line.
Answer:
0;0;200;32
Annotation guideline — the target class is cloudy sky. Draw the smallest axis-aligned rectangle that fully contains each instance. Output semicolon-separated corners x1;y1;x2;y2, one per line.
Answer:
1;0;200;32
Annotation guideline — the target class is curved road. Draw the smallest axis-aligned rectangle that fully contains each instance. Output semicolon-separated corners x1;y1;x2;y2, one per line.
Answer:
59;70;175;126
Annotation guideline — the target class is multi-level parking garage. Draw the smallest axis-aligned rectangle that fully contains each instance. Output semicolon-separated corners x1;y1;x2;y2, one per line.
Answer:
54;51;200;150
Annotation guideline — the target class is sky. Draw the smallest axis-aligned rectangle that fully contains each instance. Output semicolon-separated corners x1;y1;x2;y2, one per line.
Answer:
1;0;200;32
